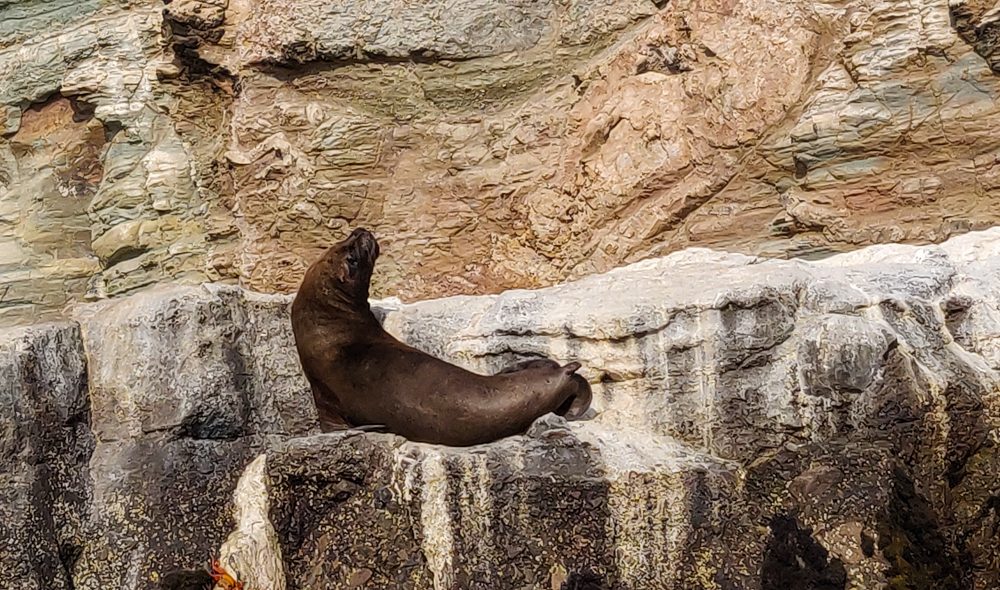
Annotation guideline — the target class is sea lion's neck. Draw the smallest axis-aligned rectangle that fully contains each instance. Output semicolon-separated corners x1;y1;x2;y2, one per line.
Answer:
295;286;383;331
293;261;386;336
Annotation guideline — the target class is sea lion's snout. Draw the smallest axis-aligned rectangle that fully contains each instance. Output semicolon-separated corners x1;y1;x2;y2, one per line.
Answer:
347;227;380;264
348;227;371;240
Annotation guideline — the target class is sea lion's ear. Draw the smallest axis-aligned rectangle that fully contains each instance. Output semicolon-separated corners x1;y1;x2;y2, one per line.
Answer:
323;247;347;284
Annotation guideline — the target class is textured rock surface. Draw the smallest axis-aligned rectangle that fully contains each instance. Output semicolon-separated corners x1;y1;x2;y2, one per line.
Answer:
219;423;738;590
4;0;1000;322
0;286;317;589
3;230;1000;588
370;227;1000;589
0;323;90;590
70;285;316;589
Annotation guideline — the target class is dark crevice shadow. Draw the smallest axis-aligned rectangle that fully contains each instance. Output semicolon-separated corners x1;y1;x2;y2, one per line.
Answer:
761;514;848;590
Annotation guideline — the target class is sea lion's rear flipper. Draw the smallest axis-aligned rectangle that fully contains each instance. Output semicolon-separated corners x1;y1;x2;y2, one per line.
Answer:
558;373;593;421
561;361;582;373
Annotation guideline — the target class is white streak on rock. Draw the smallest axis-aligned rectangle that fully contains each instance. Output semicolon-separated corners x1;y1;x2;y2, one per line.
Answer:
419;451;455;590
218;454;286;590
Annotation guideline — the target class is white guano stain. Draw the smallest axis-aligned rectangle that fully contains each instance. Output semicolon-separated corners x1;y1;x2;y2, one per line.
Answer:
218;454;286;590
420;451;455;590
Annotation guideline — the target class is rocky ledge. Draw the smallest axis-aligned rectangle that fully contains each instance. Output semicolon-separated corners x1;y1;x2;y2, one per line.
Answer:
4;229;1000;589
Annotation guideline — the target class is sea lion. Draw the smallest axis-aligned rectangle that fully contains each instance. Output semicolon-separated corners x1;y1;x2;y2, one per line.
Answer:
290;228;592;446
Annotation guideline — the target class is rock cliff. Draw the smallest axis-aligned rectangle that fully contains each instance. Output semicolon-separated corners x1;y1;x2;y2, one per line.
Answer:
3;230;1000;589
3;0;1000;322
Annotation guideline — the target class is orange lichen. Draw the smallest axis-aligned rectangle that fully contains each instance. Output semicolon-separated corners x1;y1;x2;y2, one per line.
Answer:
208;558;245;590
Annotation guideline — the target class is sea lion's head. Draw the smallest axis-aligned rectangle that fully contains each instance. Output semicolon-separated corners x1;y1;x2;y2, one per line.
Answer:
304;227;381;307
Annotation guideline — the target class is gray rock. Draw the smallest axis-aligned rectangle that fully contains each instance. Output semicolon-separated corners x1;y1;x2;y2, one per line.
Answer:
74;435;268;590
0;323;90;590
207;229;1000;589
237;0;658;64
4;230;1000;588
2;283;313;590
73;284;317;442
68;283;318;588
381;229;1000;470
219;422;739;590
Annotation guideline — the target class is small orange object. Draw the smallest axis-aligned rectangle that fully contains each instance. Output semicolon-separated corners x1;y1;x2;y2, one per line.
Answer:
207;558;245;590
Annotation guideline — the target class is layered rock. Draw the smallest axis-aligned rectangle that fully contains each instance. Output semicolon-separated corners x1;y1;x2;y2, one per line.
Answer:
68;285;316;589
0;284;316;590
213;228;1000;589
4;0;1000;322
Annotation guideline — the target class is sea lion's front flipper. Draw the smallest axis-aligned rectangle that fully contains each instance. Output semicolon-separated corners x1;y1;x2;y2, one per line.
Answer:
350;424;388;433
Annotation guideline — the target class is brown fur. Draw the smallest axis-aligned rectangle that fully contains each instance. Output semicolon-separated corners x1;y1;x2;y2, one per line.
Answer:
291;228;592;446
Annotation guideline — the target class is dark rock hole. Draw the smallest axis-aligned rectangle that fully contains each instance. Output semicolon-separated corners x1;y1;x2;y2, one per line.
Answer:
561;569;609;590
760;514;848;590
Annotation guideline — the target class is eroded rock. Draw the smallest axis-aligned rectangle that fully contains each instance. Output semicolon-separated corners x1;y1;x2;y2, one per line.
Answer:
5;0;1000;322
206;229;1000;589
0;323;90;590
218;420;738;590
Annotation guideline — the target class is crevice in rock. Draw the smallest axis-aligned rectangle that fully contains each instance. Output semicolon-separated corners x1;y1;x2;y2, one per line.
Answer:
942;378;988;490
157;568;215;590
635;44;694;75
941;296;972;350
561;570;609;590
160;1;237;91
760;514;847;590
101;244;148;269
877;468;963;590
949;1;1000;74
57;542;82;590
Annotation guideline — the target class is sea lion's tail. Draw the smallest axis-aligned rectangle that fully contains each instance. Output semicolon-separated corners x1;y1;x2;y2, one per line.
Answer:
558;363;592;420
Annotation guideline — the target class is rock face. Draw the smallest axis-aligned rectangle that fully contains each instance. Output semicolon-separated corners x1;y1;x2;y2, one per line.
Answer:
70;285;316;589
226;424;738;590
0;323;90;590
218;228;1000;590
4;230;1000;588
4;0;1000;322
0;285;317;589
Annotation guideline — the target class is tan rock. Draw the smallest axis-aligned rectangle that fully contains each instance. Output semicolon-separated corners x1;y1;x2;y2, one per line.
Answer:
3;0;1000;322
